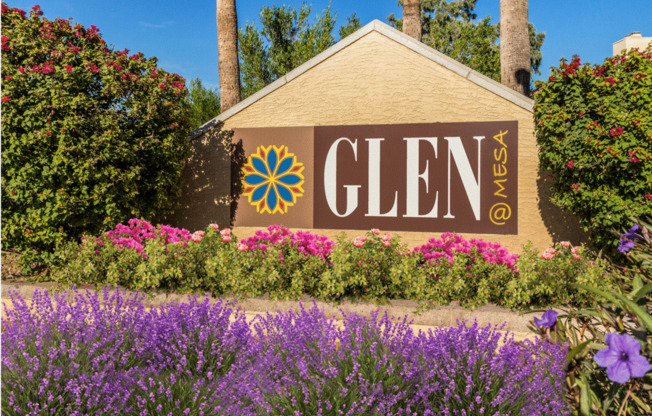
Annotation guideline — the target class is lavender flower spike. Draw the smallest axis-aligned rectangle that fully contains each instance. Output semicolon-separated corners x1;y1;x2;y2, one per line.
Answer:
534;309;558;329
594;333;651;384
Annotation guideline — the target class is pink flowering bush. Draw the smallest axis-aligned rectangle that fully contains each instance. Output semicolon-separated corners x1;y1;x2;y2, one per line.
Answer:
319;230;408;302
411;233;519;309
52;219;616;310
534;47;652;249
1;4;191;270
205;225;335;299
53;219;230;292
414;232;519;270
505;241;614;308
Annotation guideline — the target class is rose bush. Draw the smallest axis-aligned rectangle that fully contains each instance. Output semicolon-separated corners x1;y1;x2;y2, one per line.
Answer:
1;4;192;269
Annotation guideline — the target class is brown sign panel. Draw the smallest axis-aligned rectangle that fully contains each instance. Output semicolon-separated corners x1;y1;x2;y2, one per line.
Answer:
232;121;518;235
232;127;315;229
313;121;518;234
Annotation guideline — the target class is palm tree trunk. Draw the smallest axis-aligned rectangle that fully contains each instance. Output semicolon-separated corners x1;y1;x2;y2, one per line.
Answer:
403;0;421;41
500;0;530;97
217;0;240;111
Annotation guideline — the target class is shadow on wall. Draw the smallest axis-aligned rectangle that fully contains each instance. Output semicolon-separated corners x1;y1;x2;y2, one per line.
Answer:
537;170;591;247
161;122;234;232
230;139;246;226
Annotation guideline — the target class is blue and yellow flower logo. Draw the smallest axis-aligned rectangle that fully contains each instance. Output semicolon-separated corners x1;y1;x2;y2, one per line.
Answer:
242;145;305;214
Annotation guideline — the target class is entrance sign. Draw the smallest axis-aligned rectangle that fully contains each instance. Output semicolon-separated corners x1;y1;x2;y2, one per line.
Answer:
234;121;518;234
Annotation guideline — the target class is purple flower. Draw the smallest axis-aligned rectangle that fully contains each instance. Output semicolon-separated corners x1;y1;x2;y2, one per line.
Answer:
594;333;651;383
618;225;642;253
534;310;558;329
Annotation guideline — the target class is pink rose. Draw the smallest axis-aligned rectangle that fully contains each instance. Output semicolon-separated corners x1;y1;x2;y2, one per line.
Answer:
194;231;205;238
220;228;231;237
559;241;570;248
221;235;232;243
381;233;393;242
370;228;380;235
542;248;556;260
237;242;248;252
209;223;219;230
383;241;391;248
353;236;366;248
191;234;202;243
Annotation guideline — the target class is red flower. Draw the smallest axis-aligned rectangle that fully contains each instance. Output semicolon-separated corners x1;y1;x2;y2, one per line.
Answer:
549;76;556;82
567;160;574;168
1;96;11;103
609;127;624;136
25;230;32;235
645;194;652;201
5;75;13;80
87;64;99;73
65;65;73;73
579;111;584;117
606;77;615;85
159;82;166;89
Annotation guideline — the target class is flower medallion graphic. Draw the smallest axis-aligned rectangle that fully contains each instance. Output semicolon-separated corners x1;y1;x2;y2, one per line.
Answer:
242;145;305;214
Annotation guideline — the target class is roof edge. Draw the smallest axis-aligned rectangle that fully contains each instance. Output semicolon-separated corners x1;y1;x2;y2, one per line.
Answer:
190;19;534;140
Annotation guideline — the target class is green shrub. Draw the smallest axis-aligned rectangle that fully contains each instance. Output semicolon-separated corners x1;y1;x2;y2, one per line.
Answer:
318;230;406;302
52;220;616;311
534;47;652;248
1;4;192;262
417;250;516;309
505;241;614;309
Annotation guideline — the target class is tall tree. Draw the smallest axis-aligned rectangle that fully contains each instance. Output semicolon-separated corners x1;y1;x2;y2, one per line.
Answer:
403;0;422;41
388;0;544;84
185;78;221;130
217;0;240;111
239;4;361;99
500;0;530;97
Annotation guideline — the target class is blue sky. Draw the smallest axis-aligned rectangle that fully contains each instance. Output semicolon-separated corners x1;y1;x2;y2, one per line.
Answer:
6;0;652;91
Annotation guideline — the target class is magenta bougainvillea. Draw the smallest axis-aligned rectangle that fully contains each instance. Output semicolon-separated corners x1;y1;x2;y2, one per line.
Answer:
534;47;652;248
413;232;519;270
239;224;335;260
1;4;191;256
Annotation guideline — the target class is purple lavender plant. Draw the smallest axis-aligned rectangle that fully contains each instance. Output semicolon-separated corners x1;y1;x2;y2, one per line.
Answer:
1;289;570;415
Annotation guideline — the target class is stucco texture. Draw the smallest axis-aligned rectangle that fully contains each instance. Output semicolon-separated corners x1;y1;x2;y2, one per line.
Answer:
174;30;587;253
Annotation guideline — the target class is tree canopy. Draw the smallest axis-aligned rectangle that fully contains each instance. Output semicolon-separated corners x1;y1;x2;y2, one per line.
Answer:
388;0;545;82
185;78;221;130
238;4;362;99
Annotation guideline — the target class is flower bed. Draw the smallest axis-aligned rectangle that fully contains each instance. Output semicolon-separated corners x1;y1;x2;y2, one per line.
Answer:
1;288;570;415
51;220;616;310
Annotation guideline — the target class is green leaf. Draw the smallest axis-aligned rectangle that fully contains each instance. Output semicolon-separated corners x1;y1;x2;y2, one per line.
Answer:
579;376;592;416
577;284;652;332
632;283;652;302
565;340;592;366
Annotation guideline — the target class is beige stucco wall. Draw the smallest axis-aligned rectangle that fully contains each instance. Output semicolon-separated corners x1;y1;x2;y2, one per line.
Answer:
613;33;652;56
175;30;587;253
